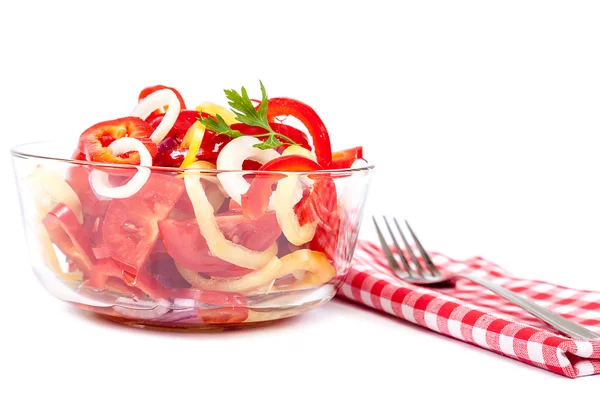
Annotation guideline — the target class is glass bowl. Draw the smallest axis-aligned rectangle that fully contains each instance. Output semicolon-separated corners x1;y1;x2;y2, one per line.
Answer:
11;141;373;331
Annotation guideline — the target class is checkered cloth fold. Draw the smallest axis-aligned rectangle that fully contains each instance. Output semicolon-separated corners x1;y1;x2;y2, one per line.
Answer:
338;240;600;378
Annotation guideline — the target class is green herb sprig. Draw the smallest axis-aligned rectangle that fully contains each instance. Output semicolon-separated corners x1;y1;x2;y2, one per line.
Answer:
199;81;297;150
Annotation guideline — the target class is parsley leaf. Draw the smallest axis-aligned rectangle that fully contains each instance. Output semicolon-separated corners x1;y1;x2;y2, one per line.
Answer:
198;114;243;138
224;80;271;132
201;81;298;150
254;135;283;150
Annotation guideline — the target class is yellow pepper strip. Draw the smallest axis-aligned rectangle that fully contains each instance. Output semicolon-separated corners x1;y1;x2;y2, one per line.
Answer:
175;159;227;202
183;161;279;270
282;145;317;162
179;121;206;168
28;165;83;224
277;249;336;286
34;207;83;282
196;102;238;125
175;249;335;294
205;180;225;211
176;255;282;293
274;175;317;245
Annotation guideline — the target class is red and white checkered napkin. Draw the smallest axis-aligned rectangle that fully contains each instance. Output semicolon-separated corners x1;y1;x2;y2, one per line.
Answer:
338;240;600;378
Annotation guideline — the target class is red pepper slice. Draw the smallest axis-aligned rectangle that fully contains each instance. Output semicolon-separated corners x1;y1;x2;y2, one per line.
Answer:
78;117;157;164
87;257;120;288
230;122;312;151
308;204;342;260
196;129;232;163
241;155;323;220
330;146;363;169
88;257;171;300
43;203;97;276
71;141;86;161
242;160;263;170
151;110;210;167
147;110;201;141
294;177;337;225
153;135;186;167
138;85;186;122
266;98;332;167
153;127;232;167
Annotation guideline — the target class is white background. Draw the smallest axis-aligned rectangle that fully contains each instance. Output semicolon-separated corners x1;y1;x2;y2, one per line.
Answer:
1;0;599;398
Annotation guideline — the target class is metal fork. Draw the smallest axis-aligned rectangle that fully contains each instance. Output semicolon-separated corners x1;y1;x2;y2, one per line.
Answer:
373;217;600;341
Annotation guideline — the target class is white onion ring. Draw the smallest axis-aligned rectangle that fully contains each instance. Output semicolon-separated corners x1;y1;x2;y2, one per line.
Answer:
216;136;280;204
90;137;152;199
184;161;279;269
274;175;317;245
350;159;369;169
131;89;181;144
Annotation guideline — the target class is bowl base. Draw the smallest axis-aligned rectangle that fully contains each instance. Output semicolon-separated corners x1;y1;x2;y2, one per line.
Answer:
98;314;285;332
69;284;336;331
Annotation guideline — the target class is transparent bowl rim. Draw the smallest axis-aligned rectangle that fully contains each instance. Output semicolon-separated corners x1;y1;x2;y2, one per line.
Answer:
11;140;375;175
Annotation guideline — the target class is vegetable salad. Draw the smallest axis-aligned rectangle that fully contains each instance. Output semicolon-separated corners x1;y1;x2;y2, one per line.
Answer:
28;82;366;324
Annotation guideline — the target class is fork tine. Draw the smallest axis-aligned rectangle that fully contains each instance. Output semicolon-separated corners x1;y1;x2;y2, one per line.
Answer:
404;220;441;277
383;216;413;277
405;220;441;277
393;218;427;277
372;217;405;277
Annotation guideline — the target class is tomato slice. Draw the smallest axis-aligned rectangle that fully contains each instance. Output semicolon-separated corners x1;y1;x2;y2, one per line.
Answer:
104;276;147;298
266;98;332;167
102;174;185;275
241;155;323;220
330;146;363;169
43;203;96;276
82;215;104;245
230;122;312;151
173;180;224;217
228;199;242;212
138;85;186;121
78;117;157;164
66;166;110;217
158;212;281;274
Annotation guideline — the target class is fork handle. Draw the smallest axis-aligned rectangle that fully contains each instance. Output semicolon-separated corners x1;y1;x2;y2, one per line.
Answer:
460;274;600;341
